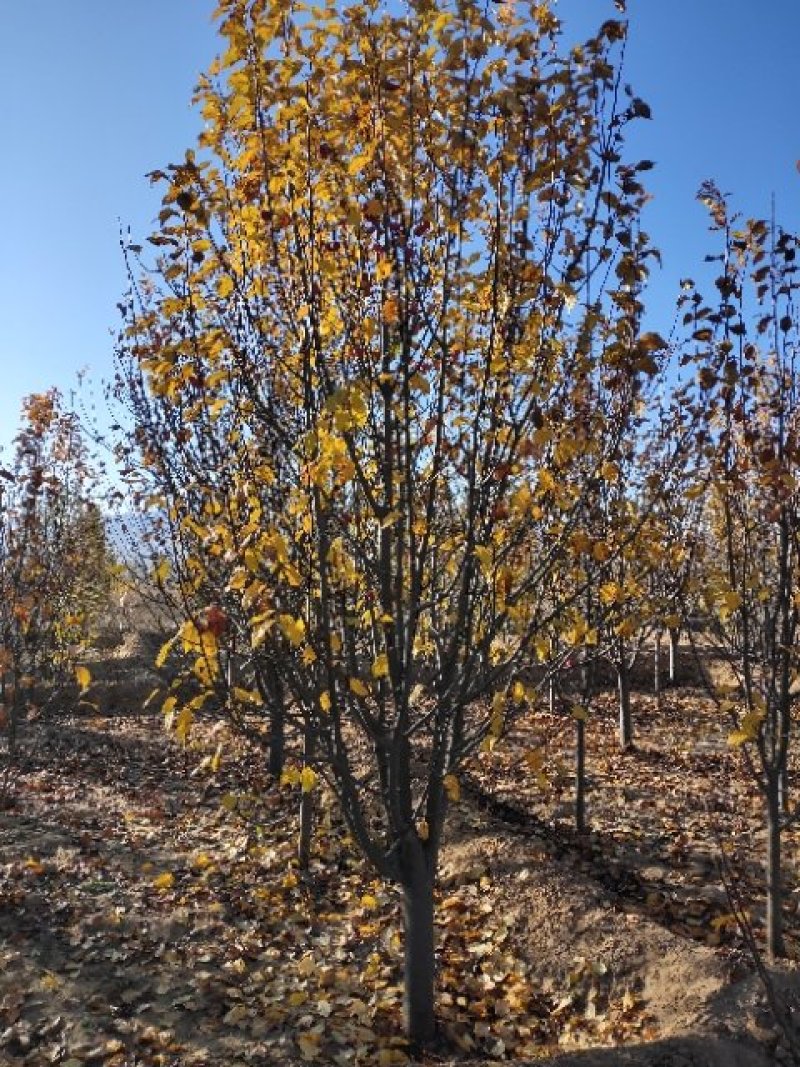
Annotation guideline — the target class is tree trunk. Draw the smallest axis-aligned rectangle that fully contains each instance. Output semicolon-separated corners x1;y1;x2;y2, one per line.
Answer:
401;837;436;1047
767;783;785;961
617;652;633;751
667;627;680;685
779;763;790;814
225;646;237;690
548;637;559;715
653;631;662;707
575;716;586;833
267;670;286;780
8;690;18;758
298;721;314;871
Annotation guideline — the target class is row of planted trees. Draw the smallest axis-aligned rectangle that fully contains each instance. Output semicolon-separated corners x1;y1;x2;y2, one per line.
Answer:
0;391;112;780
100;0;800;1046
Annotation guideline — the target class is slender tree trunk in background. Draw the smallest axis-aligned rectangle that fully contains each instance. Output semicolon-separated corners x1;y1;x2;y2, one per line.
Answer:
225;644;237;691
7;672;18;758
766;780;785;961
668;627;680;685
575;645;592;833
575;716;586;833
298;720;315;870
779;764;789;815
617;655;633;752
777;691;791;814
653;631;662;706
267;666;286;780
548;636;558;715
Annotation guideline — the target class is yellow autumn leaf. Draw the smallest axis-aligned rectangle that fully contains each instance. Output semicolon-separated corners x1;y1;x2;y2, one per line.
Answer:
599;581;623;605
349;677;369;697
193;656;217;687
250;619;273;649
175;707;193;743
152;872;175;891
233;687;260;704
727;729;751;747
534;635;551;662
300;766;318;793
282;561;303;587
474;544;493;575
727;709;764;746
180;619;202;653
153;558;170;585
537;468;557;494
371;653;389;679
443;774;460;802
75;666;91;692
592;541;611;562
383;296;400;324
279;614;306;647
216;274;235;299
155;634;176;668
718;589;742;621
319;690;331;713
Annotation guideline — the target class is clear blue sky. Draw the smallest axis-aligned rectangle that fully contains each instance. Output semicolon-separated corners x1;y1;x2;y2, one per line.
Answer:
0;0;797;453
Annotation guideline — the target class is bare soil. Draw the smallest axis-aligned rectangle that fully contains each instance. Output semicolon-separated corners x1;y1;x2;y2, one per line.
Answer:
0;646;798;1066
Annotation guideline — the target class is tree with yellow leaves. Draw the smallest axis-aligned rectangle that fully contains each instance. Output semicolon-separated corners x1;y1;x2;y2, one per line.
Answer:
688;183;800;962
0;392;104;759
120;0;671;1043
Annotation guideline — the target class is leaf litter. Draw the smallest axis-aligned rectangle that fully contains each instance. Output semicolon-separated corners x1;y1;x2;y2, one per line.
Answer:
0;653;796;1066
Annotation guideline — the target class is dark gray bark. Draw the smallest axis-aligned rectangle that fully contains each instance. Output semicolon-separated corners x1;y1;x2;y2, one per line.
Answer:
766;781;784;961
575;716;586;833
401;835;436;1047
779;764;789;814
653;631;662;702
298;720;315;870
267;668;286;779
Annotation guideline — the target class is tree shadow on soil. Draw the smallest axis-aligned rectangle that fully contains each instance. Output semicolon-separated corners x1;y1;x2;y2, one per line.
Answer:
458;777;775;955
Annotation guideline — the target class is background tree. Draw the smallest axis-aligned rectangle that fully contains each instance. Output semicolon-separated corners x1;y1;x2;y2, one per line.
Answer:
688;184;800;961
0;391;104;759
111;332;308;844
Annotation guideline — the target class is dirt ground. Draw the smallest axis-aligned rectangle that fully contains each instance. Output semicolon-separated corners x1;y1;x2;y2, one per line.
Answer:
0;646;799;1067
